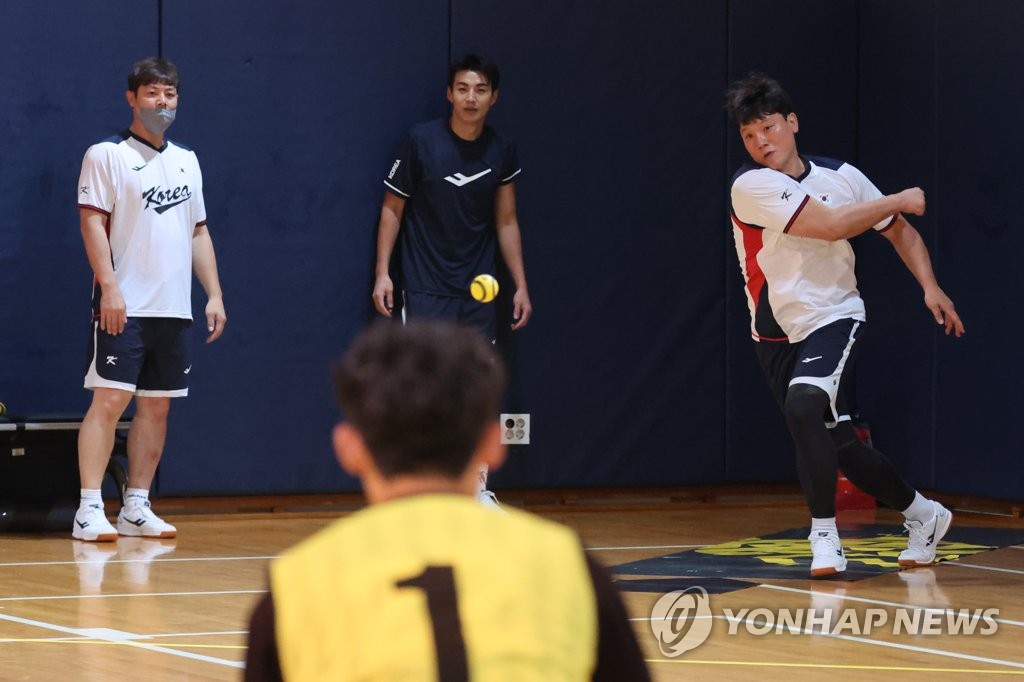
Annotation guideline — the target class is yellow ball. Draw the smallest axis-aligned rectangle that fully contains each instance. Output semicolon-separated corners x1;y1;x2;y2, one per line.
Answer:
470;274;499;303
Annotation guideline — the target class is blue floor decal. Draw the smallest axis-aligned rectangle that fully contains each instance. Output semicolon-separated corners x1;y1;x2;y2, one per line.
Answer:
611;525;1024;582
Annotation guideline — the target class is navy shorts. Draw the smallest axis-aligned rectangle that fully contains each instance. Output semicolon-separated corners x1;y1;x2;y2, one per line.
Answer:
755;318;863;425
84;318;192;397
402;290;496;343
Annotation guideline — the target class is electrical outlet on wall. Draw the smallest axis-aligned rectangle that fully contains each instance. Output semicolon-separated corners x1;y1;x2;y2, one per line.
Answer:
499;413;530;445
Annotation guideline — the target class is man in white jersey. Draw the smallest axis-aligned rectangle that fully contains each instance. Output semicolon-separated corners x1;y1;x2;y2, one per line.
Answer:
725;73;965;577
74;57;226;542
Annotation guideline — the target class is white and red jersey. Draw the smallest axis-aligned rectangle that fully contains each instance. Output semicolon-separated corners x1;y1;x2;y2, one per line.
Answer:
77;131;207;319
729;155;896;343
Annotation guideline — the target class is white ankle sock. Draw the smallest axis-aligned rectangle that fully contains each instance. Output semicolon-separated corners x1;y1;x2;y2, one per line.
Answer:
811;517;838;535
902;492;933;523
125;488;150;508
79;489;102;508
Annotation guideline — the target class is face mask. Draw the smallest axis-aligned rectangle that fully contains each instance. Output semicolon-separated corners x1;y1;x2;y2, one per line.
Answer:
139;107;176;136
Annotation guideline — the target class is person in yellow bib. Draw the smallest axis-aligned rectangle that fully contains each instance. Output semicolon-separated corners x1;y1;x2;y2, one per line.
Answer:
244;320;649;681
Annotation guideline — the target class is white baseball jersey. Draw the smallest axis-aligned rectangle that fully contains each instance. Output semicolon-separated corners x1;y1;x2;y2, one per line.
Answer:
729;156;896;343
77;131;207;319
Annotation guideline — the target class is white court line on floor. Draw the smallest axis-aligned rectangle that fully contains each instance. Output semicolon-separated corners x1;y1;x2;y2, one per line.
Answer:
586;545;708;551
0;612;243;669
0;589;265;603
944;562;1024;576
146;629;249;638
0;629;248;643
757;584;1024;628
0;555;275;568
630;613;1024;670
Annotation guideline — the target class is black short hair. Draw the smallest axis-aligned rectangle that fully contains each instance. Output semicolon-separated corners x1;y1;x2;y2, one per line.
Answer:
448;53;500;90
332;320;507;479
724;72;794;127
127;57;179;93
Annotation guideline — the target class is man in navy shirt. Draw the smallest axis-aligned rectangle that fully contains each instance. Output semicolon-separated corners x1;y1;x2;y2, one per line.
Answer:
372;54;533;509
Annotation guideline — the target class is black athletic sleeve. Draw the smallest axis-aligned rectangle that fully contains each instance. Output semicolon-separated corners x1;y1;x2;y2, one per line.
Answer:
499;134;521;184
383;131;419;198
244;591;284;682
586;554;652;681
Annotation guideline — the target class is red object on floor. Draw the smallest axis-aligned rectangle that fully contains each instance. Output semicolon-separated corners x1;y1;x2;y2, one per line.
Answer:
836;471;877;510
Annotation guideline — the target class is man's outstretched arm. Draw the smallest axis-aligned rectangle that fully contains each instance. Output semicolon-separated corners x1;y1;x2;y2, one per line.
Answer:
880;215;965;337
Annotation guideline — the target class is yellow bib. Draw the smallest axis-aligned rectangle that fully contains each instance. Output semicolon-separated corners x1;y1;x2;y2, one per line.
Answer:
272;494;597;681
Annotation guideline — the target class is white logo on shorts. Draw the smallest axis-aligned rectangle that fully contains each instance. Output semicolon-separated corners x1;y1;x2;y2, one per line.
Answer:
183;366;191;374
801;355;823;363
106;356;117;365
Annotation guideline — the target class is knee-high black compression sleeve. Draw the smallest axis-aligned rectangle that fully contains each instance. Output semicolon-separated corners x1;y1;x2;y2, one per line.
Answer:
784;383;838;518
831;422;915;510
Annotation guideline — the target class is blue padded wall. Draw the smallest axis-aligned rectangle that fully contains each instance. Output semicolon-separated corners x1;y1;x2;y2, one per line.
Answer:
0;1;1018;500
0;2;156;415
857;1;1023;500
926;2;1023;500
451;0;729;486
156;0;449;494
855;0;941;487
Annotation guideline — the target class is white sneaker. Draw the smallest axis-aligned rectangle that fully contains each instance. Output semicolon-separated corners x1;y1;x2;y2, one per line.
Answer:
117;501;177;538
72;503;117;542
899;501;952;568
809;530;847;577
477;490;506;513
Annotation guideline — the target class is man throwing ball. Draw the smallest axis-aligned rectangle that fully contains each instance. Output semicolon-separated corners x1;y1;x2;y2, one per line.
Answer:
724;72;964;577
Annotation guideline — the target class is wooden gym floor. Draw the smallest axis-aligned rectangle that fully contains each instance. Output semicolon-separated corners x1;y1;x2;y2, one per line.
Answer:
1;487;1022;681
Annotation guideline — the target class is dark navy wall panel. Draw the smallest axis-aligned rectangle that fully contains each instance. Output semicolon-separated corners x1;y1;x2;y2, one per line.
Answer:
452;1;729;486
929;2;1021;499
1;1;1019;500
158;1;448;494
0;2;156;416
859;1;1021;500
724;1;860;483
856;1;939;486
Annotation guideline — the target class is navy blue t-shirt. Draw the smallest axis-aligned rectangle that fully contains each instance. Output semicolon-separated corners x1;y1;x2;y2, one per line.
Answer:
383;119;520;297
